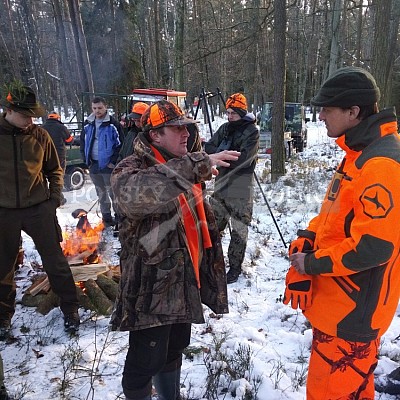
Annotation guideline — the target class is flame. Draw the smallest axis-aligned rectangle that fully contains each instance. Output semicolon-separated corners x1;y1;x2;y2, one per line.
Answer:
62;216;104;264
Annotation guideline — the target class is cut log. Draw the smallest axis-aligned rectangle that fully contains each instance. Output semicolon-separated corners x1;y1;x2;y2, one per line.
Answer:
75;285;96;311
28;276;51;296
70;263;108;282
96;273;119;301
21;292;48;308
36;290;60;315
84;279;114;315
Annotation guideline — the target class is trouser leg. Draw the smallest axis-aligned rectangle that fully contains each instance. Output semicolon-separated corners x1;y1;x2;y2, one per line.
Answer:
153;324;190;400
123;323;191;400
307;327;379;400
0;208;23;321
22;202;78;314
227;199;252;271
209;195;230;233
89;163;112;217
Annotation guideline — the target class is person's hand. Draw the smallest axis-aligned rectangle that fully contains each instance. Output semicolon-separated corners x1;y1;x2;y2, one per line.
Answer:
107;162;116;169
289;236;313;256
283;266;313;310
209;150;240;175
288;252;307;274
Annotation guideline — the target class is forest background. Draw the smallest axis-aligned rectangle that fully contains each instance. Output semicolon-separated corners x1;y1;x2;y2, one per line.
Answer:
0;0;399;119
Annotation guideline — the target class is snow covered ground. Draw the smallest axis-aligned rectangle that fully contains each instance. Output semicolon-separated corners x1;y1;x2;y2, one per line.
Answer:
2;121;400;399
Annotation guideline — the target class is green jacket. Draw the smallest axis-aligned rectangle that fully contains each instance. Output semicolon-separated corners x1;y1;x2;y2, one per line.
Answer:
205;119;259;199
0;113;63;208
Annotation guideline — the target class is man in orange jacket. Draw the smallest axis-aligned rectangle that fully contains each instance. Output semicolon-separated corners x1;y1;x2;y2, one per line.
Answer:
284;67;400;399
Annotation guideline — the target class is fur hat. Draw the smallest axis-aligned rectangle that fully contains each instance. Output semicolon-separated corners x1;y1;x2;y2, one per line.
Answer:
311;67;380;108
141;100;197;131
226;93;248;117
0;84;45;117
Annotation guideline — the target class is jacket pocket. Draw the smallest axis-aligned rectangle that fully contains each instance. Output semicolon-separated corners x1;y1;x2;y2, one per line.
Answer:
136;248;186;315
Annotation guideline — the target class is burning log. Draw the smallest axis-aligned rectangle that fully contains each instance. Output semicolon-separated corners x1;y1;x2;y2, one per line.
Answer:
84;279;114;315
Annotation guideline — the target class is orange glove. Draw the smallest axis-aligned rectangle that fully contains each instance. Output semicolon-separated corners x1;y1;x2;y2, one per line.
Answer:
283;266;312;310
289;235;314;256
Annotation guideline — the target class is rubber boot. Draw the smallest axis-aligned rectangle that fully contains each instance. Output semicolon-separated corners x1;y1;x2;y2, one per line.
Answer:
226;266;241;284
153;368;181;400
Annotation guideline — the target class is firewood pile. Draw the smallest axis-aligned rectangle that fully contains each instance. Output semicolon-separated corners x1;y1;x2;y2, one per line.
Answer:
21;264;121;316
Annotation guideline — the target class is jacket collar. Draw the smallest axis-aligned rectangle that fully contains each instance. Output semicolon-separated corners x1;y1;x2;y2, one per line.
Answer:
0;113;29;135
337;107;397;152
86;111;111;123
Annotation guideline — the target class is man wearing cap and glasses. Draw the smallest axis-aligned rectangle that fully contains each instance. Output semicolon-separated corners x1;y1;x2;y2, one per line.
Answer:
285;67;400;399
0;83;80;337
110;99;240;400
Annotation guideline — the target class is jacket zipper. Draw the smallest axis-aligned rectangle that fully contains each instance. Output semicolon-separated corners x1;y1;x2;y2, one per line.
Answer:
12;134;21;208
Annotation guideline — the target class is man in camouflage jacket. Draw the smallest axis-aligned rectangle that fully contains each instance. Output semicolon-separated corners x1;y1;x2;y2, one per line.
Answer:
110;100;239;400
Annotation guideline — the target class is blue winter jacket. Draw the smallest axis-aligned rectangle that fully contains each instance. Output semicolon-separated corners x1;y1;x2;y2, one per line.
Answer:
80;112;122;169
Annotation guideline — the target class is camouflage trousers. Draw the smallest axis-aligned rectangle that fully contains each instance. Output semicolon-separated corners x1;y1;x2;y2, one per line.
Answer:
307;327;379;400
209;195;253;271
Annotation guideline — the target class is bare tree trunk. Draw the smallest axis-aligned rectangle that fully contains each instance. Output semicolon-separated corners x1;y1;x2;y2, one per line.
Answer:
52;0;74;113
67;0;94;93
271;0;286;182
0;0;22;80
371;0;399;107
175;0;185;90
328;0;343;75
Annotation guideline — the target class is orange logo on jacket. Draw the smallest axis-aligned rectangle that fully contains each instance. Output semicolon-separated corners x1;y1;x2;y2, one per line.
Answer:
360;184;393;219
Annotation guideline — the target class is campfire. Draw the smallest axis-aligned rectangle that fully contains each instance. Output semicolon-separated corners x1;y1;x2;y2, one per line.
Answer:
62;209;104;265
21;209;121;316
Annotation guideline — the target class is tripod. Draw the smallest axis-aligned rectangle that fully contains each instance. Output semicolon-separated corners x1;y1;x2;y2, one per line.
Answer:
193;87;226;138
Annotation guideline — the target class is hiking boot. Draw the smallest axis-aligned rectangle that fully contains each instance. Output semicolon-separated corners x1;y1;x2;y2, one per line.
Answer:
0;386;10;400
102;213;115;227
376;367;400;395
226;267;241;284
0;320;11;342
64;311;80;334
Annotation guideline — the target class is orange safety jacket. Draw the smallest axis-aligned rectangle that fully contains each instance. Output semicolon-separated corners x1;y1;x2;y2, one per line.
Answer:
303;108;400;342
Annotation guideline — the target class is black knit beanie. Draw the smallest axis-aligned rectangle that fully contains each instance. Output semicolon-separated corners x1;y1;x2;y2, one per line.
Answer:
311;67;380;107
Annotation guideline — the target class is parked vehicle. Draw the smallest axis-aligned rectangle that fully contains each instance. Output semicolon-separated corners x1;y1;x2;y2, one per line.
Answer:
128;88;187;111
64;126;87;191
259;102;308;155
62;89;188;191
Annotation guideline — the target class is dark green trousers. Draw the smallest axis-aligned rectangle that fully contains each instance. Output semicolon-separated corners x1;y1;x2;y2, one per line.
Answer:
0;201;79;321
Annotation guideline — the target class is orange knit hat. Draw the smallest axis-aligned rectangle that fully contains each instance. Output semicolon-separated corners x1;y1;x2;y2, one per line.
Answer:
226;93;248;117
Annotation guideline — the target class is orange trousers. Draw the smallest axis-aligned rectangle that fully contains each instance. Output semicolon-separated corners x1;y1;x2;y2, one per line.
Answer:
307;328;380;400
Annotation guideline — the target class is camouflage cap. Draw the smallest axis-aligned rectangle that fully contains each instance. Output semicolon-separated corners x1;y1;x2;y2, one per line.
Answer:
141;100;197;131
